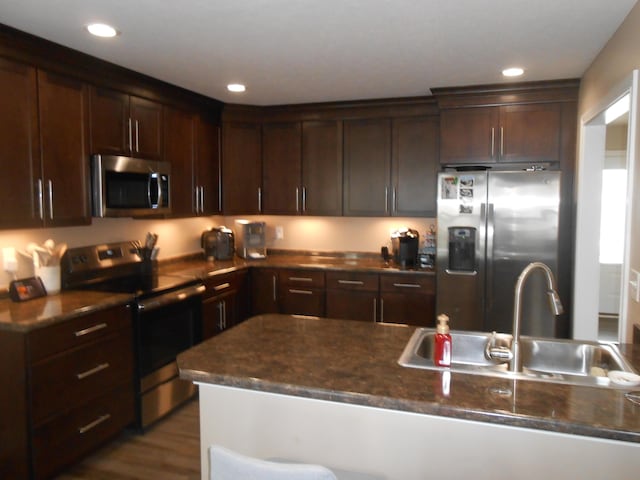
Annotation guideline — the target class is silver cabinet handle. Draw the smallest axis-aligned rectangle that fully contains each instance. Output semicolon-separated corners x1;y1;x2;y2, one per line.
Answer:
289;289;313;295
135;120;140;152
217;301;224;330
338;280;364;286
74;323;108;337
302;186;307;212
289;277;313;282
373;297;377;322
213;282;231;292
47;179;54;220
37;179;44;220
491;127;495;158
272;275;277;302
77;362;110;380
500;126;504;157
392;283;421;288
380;298;384;323
393;187;398;213
200;186;205;213
296;187;300;212
194;187;200;214
79;414;111;434
128;118;133;152
223;300;227;329
258;187;262;212
384;187;389;213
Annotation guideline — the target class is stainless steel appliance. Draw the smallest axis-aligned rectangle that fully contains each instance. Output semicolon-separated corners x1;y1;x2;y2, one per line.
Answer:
201;227;234;260
235;220;266;259
391;228;420;268
91;154;171;217
436;170;561;336
62;241;204;430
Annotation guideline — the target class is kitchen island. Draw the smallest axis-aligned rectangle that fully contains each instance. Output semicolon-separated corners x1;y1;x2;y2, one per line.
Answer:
178;314;640;479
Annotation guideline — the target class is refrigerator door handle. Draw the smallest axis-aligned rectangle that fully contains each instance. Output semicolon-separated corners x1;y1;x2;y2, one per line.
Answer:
485;202;495;312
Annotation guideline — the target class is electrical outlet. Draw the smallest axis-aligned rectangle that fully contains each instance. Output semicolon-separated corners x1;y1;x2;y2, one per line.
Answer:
275;226;284;240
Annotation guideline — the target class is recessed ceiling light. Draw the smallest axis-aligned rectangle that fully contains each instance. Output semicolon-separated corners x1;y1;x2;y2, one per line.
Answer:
502;67;524;78
86;23;119;38
227;84;246;93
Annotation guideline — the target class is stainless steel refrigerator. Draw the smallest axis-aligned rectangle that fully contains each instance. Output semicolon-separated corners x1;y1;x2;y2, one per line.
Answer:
436;170;561;336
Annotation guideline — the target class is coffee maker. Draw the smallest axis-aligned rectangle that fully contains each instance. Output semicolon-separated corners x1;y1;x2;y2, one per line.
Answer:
391;228;420;268
201;226;234;260
235;220;267;259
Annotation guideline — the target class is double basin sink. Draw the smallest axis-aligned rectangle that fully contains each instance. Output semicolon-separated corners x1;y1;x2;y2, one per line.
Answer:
398;328;638;388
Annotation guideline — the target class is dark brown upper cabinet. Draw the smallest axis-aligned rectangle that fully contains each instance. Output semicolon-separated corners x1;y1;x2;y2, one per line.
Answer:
37;70;91;227
392;116;439;217
0;62;90;229
90;86;163;159
0;58;41;229
222;122;262;215
164;107;221;217
262;122;302;214
302;120;343;216
343;118;392;216
440;104;562;165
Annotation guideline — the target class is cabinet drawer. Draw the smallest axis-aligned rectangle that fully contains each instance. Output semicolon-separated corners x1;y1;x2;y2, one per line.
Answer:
203;271;242;299
32;385;134;480
31;331;133;425
326;271;378;291
279;269;325;288
280;288;325;317
29;304;130;362
380;274;435;293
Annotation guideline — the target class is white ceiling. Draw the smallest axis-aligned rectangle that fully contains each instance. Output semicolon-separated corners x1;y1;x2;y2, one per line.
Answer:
0;0;636;106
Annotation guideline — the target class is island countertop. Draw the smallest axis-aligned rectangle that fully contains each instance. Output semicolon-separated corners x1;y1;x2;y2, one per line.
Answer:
178;314;640;444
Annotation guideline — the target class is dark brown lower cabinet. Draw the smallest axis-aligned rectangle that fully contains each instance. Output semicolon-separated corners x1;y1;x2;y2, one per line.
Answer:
202;271;249;338
251;268;280;315
0;304;134;480
326;271;378;322
380;274;435;327
279;269;326;317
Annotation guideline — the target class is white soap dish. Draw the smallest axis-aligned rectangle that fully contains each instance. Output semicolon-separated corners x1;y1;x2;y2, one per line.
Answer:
608;370;640;386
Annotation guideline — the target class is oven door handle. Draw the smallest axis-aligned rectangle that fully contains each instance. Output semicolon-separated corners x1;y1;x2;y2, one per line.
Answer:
137;284;205;312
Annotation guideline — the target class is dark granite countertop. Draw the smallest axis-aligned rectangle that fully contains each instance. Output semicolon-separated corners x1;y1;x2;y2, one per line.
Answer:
0;251;431;333
0;290;132;333
178;314;640;444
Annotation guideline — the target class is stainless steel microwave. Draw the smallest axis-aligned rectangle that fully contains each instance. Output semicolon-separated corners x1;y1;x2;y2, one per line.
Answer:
91;154;171;217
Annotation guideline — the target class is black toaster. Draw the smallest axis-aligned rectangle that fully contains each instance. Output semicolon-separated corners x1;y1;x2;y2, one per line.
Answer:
201;227;234;260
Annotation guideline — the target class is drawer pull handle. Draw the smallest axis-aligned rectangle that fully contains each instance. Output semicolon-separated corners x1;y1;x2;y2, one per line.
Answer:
392;283;421;289
78;414;111;434
289;277;313;282
338;280;364;286
77;362;110;380
289;289;313;295
213;282;231;291
74;323;108;337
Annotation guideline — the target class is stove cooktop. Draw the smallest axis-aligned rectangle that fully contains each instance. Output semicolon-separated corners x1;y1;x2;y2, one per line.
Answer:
82;273;200;296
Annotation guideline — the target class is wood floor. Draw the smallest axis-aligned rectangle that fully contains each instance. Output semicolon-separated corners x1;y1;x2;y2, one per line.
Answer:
55;399;201;480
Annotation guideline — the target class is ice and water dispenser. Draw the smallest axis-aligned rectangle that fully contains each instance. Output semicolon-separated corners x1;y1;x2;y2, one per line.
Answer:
448;227;476;272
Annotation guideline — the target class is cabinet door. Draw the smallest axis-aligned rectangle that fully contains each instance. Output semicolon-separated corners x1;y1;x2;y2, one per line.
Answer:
500;104;561;163
164;106;195;216
262;122;302;214
89;86;129;155
196;116;221;215
251;268;280;315
37;70;90;227
130;96;163;159
343;118;391;216
380;292;434;327
222;122;262;214
280;287;325;317
439;107;498;164
0;58;41;229
302;120;343;216
392;116;439;217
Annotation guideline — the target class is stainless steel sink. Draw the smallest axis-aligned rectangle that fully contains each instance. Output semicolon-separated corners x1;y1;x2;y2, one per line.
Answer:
398;328;637;388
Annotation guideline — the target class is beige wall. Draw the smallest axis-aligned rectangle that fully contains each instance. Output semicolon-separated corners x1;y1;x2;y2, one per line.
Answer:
579;0;640;341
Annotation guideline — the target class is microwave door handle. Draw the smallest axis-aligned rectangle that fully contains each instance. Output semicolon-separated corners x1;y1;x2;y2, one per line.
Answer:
156;175;162;209
147;175;153;208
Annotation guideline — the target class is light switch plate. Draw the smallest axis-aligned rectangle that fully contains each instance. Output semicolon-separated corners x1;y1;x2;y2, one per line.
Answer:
275;226;284;240
2;247;17;273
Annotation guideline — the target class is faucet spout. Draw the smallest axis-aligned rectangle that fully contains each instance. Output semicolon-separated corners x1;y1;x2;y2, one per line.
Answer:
509;262;564;372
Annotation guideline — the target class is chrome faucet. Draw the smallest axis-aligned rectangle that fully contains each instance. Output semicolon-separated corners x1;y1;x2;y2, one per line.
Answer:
509;262;564;372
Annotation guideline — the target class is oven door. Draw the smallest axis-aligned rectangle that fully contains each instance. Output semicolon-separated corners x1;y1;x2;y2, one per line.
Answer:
134;283;204;428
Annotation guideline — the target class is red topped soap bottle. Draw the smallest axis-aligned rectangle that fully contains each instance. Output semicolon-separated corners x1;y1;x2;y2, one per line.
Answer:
434;314;452;367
